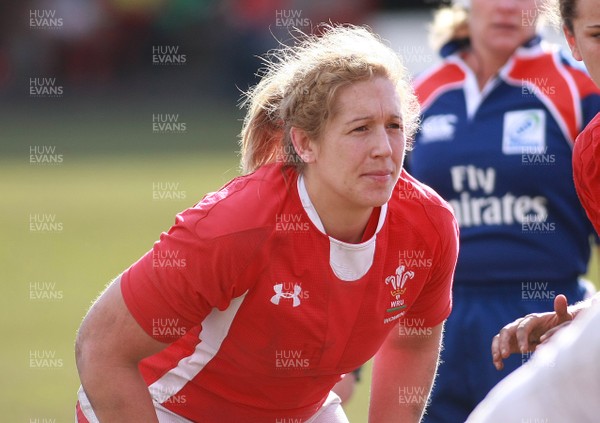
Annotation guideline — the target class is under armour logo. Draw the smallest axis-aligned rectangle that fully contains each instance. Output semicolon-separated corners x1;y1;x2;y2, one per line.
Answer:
271;283;302;307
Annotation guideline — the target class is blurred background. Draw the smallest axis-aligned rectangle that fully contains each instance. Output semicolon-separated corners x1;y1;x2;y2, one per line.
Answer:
0;1;589;421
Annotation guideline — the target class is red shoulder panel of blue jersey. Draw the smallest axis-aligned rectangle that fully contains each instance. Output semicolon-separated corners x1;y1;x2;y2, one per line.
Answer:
565;65;600;99
507;51;600;143
414;62;466;110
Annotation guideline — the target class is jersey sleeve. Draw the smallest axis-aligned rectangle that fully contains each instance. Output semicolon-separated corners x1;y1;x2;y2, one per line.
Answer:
575;77;600;240
120;205;265;343
574;114;600;236
403;205;459;328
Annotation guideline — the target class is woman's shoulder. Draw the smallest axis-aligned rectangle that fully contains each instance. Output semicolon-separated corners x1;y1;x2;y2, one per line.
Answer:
177;163;295;239
575;112;600;158
390;170;456;226
386;170;459;253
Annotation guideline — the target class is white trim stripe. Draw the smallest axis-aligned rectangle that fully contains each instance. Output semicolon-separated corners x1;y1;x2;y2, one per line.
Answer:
77;386;100;423
297;175;326;234
77;387;195;423
77;294;247;420
554;52;582;145
148;293;247;403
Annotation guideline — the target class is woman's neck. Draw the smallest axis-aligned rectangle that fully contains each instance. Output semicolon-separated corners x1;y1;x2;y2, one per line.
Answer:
302;176;373;244
319;210;372;244
463;47;512;91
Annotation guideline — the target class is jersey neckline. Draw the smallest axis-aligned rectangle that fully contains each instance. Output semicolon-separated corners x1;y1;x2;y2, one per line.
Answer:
296;174;388;248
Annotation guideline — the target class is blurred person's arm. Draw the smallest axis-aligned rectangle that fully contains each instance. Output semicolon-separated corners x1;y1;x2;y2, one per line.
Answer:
369;322;444;423
75;276;168;422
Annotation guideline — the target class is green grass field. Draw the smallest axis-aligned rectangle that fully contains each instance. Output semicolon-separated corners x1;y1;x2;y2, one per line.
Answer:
0;150;375;421
2;148;597;422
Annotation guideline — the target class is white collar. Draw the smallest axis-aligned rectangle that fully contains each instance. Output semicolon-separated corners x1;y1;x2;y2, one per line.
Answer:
296;174;388;244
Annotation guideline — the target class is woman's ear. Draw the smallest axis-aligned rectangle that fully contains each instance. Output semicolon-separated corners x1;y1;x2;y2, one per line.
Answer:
290;127;317;163
563;24;583;61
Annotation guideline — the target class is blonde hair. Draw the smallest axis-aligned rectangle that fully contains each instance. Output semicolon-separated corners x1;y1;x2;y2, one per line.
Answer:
429;1;549;53
541;0;576;31
239;24;420;174
429;4;470;53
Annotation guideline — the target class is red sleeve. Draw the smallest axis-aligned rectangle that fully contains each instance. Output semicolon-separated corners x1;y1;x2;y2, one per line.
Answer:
402;205;459;328
574;113;600;236
120;206;265;343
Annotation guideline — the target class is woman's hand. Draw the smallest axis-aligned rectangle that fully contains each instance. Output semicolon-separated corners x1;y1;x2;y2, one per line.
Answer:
491;294;575;370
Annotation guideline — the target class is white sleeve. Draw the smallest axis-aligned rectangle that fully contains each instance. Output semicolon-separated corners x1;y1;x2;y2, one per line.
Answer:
466;302;600;423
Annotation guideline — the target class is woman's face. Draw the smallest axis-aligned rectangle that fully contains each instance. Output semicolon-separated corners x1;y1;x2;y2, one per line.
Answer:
469;0;539;56
564;0;600;86
302;76;406;213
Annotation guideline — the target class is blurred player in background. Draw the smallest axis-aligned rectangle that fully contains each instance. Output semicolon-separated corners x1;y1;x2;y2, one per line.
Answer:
488;0;600;377
468;1;600;419
408;0;600;421
74;24;459;422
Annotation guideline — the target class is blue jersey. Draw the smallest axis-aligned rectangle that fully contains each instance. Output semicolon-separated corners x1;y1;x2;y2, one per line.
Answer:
409;37;600;284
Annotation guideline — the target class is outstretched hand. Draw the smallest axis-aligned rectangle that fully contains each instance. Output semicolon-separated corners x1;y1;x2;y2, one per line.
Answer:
491;294;574;370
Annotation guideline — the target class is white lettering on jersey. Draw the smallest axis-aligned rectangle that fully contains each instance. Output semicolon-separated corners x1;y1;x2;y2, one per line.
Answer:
502;109;546;154
450;165;496;194
448;165;549;227
448;192;548;227
420;114;458;143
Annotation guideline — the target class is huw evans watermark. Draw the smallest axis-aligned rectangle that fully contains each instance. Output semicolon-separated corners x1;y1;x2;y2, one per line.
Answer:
29;214;63;232
30;9;63;29
521;281;556;301
29;145;63;165
30;78;63;98
275;10;311;28
275;350;310;369
29;350;63;369
29;282;63;300
152;45;187;65
152;182;187;201
152;114;187;133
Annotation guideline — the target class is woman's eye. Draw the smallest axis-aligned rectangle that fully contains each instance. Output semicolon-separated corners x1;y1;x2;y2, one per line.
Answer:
387;123;402;130
353;126;368;132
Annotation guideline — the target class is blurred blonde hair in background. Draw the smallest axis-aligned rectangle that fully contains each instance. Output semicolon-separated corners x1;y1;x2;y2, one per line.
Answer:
428;0;551;52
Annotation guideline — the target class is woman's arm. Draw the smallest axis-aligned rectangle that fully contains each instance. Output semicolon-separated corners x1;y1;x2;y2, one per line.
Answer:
75;276;170;422
369;322;444;423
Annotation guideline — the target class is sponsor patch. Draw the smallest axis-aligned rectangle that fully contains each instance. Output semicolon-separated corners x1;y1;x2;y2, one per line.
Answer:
502;109;546;154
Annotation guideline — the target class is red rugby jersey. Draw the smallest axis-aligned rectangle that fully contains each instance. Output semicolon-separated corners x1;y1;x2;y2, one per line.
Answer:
573;112;600;236
79;162;458;422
